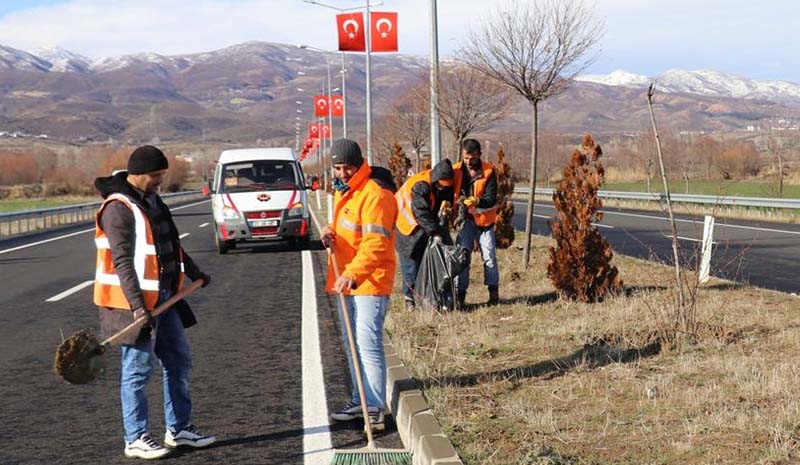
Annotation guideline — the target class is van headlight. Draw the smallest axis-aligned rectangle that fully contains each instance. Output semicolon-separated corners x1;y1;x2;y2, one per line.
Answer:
222;206;240;220
288;202;304;217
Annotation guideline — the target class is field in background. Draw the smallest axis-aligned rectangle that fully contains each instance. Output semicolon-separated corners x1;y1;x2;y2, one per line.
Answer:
603;180;800;199
0;197;97;213
386;233;799;465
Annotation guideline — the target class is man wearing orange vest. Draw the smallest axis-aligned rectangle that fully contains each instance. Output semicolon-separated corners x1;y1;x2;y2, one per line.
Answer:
394;159;455;310
321;139;398;434
93;146;215;459
453;139;500;308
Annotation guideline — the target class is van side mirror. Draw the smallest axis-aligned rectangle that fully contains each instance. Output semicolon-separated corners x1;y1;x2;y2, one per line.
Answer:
307;176;320;191
202;184;213;196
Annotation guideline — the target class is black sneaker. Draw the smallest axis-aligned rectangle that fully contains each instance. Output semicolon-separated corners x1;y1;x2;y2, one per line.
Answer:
364;408;385;434
164;424;216;448
124;433;171;460
403;296;416;311
330;401;363;421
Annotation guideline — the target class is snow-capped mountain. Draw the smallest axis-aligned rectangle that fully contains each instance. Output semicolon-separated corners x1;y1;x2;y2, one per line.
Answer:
577;69;800;104
34;46;91;73
0;45;52;72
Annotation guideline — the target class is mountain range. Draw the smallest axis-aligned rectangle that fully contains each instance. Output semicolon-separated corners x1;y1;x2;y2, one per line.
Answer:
0;41;798;145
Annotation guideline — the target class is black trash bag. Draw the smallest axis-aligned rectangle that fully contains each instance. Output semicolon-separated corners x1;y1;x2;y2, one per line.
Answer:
415;238;469;310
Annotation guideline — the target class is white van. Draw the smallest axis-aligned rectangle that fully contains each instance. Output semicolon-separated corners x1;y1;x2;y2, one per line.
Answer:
206;148;318;253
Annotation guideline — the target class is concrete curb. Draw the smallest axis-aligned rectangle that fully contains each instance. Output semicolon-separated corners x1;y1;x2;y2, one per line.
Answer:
385;332;464;465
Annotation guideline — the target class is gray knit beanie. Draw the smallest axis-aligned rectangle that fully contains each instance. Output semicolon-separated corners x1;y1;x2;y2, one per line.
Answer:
127;145;169;174
330;139;363;167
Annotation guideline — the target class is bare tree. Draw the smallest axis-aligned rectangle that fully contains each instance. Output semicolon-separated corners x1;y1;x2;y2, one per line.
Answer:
390;83;430;172
765;132;786;198
461;0;603;268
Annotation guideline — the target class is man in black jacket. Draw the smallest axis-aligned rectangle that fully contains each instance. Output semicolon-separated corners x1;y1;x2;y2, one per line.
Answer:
394;159;455;310
93;146;215;459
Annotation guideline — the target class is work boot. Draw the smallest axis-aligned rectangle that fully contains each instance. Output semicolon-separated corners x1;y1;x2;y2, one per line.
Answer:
457;291;467;310
488;285;499;306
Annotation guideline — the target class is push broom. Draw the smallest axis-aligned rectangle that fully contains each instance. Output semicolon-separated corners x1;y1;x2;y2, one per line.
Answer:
329;249;412;465
54;280;203;384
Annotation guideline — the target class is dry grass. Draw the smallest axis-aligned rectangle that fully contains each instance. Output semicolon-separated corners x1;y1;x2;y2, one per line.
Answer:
386;234;800;465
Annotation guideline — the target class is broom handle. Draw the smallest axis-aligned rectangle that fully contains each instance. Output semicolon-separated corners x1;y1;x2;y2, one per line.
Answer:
330;249;376;447
101;280;204;346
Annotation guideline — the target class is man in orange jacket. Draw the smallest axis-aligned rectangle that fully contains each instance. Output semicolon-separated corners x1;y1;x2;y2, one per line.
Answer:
321;139;398;434
454;139;500;307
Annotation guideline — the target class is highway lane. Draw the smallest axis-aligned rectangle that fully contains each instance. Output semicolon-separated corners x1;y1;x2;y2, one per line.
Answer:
512;200;800;294
0;200;402;464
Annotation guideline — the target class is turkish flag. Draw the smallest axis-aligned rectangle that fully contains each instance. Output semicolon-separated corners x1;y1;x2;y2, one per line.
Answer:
337;13;366;52
308;122;321;139
330;95;344;117
320;124;331;138
314;95;330;117
371;12;398;52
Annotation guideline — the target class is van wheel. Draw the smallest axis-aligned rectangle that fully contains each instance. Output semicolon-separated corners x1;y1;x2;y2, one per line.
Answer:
216;234;229;254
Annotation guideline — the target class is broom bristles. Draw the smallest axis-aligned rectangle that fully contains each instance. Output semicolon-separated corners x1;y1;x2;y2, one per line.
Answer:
330;449;411;465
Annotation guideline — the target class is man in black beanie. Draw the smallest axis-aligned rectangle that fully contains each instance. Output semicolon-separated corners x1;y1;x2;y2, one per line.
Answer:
93;145;215;459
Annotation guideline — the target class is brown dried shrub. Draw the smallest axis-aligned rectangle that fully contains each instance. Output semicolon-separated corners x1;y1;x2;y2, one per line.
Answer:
548;134;622;302
388;141;411;189
494;145;515;249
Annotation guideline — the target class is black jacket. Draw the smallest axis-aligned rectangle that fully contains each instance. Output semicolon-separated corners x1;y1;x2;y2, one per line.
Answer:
395;161;454;259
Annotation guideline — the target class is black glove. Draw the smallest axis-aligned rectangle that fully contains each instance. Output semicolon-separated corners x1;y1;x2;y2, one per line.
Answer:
198;272;211;288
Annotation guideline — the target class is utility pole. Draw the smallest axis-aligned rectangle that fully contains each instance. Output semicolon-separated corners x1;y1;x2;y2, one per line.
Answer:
365;0;373;164
429;0;441;165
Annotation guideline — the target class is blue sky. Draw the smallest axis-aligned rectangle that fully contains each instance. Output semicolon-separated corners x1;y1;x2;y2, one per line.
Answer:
0;0;797;83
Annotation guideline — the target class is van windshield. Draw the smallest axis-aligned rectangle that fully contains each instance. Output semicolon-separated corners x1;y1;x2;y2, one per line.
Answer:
219;160;302;193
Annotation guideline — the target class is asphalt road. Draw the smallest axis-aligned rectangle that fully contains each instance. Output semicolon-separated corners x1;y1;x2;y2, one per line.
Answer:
0;200;402;465
512;200;800;294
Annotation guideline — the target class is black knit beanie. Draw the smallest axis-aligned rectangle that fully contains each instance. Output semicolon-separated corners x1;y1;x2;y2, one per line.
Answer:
330;139;363;167
127;145;169;174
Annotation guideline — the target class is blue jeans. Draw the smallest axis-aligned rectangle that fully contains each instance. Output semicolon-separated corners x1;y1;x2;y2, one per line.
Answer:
120;291;192;443
399;254;418;301
336;295;388;410
456;220;499;293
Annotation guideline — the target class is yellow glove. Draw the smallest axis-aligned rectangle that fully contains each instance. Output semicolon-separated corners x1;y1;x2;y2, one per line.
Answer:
463;196;479;208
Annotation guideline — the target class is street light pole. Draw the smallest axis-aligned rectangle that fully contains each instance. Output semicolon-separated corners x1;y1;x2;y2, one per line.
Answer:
429;0;441;165
341;53;347;138
365;0;373;165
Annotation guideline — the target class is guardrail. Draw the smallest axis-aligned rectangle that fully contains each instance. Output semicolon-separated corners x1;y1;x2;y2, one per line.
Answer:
0;191;205;239
514;187;800;210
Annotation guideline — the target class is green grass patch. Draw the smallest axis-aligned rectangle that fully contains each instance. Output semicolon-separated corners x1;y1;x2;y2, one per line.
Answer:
0;197;96;213
603;180;800;198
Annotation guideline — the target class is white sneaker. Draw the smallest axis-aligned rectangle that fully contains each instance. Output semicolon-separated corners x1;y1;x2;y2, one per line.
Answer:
364;408;385;434
124;433;171;460
330;401;363;421
164;424;216;448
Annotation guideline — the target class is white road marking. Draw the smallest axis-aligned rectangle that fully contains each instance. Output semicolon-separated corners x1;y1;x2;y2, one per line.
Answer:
309;206;324;234
198;222;209;228
0;228;94;255
301;249;333;464
663;235;718;244
532;213;613;228
0;199;210;255
45;280;94;302
179;233;190;239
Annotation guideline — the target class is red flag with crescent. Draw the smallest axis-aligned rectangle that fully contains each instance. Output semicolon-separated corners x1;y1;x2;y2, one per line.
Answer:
330;95;344;117
336;13;366;52
371;12;398;52
308;122;320;139
313;96;329;117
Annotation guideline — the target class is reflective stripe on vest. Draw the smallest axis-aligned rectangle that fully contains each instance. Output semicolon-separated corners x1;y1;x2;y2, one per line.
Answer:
337;216;392;238
395;171;433;236
94;193;161;309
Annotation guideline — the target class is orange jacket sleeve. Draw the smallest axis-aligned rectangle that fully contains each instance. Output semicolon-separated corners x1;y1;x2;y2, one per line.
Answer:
342;187;398;284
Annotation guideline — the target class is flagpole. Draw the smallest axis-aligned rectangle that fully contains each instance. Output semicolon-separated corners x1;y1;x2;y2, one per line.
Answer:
429;0;441;165
341;52;347;139
365;0;373;165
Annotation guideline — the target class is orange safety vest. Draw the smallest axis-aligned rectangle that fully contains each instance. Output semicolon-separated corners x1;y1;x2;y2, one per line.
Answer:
395;170;435;236
453;160;498;227
93;193;183;310
326;163;398;296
